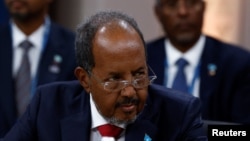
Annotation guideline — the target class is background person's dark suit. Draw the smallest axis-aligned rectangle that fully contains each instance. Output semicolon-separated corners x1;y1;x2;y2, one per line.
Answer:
146;35;250;124
1;81;206;141
0;23;76;137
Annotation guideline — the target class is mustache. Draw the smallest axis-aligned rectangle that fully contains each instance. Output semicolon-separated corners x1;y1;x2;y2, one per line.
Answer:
116;98;139;107
175;22;196;29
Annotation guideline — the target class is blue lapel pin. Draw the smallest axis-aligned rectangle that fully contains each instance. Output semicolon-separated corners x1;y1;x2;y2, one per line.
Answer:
207;63;217;76
144;134;151;141
49;54;62;74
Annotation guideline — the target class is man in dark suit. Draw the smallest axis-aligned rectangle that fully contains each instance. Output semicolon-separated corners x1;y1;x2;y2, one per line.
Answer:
147;0;250;123
0;11;207;141
0;0;76;137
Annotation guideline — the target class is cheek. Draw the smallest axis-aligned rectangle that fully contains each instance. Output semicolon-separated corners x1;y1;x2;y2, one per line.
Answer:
161;17;176;30
91;88;118;117
137;90;148;112
100;96;118;116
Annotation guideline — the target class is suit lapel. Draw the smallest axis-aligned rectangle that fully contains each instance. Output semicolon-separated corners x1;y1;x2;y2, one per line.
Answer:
36;23;65;85
148;38;166;85
125;119;157;141
0;24;17;125
199;36;222;116
156;39;167;85
60;90;91;141
125;96;158;141
60;112;91;141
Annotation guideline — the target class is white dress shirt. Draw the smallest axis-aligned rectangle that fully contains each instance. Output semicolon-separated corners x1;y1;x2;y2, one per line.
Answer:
90;94;125;141
165;35;205;97
12;21;45;79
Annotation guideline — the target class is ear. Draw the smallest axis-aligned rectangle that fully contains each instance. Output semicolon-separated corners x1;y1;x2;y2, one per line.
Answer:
74;67;91;93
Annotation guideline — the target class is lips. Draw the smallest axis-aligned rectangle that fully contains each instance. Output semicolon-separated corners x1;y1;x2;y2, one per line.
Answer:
176;22;195;31
120;104;136;112
177;23;191;30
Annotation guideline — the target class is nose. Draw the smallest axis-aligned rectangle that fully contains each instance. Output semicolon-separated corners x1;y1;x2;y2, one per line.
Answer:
176;1;189;16
121;83;136;97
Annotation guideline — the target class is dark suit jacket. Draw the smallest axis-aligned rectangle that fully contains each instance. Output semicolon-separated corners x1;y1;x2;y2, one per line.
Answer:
1;81;207;141
146;36;250;124
0;23;77;137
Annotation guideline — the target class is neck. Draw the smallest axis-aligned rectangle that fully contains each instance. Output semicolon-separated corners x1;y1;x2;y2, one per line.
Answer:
170;37;200;53
13;15;46;36
172;42;194;53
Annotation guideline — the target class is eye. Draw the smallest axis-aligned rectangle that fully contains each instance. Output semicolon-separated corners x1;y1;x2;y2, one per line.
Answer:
134;70;146;78
106;75;122;82
163;0;177;7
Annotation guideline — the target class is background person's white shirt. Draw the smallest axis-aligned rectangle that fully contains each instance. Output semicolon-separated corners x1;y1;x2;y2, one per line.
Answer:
12;21;44;79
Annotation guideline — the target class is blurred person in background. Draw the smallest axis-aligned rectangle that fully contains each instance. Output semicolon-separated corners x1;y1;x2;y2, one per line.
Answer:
0;0;76;137
147;0;250;124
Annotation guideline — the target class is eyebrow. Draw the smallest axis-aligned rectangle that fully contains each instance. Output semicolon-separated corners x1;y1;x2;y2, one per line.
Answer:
105;66;147;76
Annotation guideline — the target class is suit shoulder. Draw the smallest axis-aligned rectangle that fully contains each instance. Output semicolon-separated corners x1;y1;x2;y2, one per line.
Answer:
146;84;201;124
32;80;87;117
37;80;83;98
50;22;75;39
148;84;199;105
206;36;250;56
146;37;165;48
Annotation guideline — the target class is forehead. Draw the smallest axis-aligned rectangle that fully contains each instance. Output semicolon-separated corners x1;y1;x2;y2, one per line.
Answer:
94;20;144;51
96;20;138;40
92;20;146;68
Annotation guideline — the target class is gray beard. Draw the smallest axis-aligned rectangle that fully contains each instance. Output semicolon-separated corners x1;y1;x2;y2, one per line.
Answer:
103;114;137;125
95;103;141;125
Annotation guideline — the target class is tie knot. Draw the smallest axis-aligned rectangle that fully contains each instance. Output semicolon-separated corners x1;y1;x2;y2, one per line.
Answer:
98;124;123;139
19;40;33;52
176;58;188;68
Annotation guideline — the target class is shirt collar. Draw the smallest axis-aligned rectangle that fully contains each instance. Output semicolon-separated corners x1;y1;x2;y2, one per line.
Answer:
11;20;45;50
165;35;205;68
90;93;109;129
90;93;125;129
12;21;26;48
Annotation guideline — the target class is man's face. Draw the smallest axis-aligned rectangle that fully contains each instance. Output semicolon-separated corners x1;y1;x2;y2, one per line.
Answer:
4;0;51;20
89;20;148;124
155;0;205;48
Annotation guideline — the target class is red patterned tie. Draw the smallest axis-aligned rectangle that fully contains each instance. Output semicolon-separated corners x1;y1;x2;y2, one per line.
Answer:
98;124;123;139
